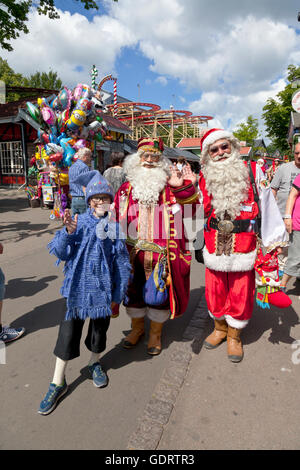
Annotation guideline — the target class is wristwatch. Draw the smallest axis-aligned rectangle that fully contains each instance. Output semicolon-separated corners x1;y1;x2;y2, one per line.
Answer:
283;215;292;219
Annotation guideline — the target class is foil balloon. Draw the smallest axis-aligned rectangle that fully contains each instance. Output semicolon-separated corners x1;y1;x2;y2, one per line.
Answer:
26;102;40;122
73;139;87;150
52;87;72;111
49;153;63;163
60;137;76;166
41;106;56;125
66;109;86;132
75;98;93;116
73;83;92;102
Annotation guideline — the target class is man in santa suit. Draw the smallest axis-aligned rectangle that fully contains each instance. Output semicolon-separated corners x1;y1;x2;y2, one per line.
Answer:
114;137;199;355
199;128;287;362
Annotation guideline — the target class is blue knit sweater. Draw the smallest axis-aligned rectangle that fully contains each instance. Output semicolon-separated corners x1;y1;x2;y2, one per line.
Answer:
48;208;131;320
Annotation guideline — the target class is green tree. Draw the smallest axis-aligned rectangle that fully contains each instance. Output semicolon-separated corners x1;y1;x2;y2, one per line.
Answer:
0;57;25;101
0;57;62;101
262;64;300;154
23;70;62;90
0;1;118;52
233;115;260;145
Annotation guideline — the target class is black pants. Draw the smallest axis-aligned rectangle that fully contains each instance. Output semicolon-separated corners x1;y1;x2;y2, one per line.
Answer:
54;313;111;361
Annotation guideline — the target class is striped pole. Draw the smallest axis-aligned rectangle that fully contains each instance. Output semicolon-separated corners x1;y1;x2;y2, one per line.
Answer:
90;65;98;89
113;79;117;116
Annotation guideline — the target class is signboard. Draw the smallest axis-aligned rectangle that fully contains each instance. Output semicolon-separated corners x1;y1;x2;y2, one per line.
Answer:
0;80;5;104
291;90;300;113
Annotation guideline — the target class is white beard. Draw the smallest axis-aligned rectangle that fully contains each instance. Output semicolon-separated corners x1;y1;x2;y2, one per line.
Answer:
201;149;250;220
123;152;171;205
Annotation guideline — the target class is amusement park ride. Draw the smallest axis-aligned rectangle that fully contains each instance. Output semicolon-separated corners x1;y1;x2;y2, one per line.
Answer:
105;101;213;148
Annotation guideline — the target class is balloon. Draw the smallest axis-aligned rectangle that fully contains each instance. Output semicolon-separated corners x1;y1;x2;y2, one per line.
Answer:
46;143;63;154
66;109;86;132
42;106;56;125
49;153;63;163
52;87;72;111
60;137;76;166
73;139;87;150
26;102;40;122
75;98;93;116
73;83;92;102
37;129;50;144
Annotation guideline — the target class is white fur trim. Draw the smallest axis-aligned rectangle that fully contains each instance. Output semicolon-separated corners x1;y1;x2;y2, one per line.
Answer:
224;315;249;329
202;130;233;152
126;307;147;318
208;311;225;321
147;308;170;323
203;246;257;272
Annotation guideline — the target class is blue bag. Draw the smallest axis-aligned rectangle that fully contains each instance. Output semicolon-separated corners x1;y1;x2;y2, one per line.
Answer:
143;256;169;306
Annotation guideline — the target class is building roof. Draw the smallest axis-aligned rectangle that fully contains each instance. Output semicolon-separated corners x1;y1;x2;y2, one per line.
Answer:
240;146;252;156
176;138;201;149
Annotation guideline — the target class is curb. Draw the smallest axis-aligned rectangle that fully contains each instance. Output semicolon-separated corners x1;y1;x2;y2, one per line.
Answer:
127;292;209;450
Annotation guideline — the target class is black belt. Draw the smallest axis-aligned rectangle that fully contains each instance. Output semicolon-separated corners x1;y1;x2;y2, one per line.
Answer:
209;217;259;234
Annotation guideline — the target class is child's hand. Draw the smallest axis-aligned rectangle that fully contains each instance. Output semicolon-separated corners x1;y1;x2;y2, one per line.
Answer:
63;209;78;234
111;302;119;318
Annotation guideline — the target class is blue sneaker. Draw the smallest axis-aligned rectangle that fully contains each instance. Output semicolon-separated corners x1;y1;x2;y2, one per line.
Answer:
38;380;68;415
0;326;25;343
88;362;108;388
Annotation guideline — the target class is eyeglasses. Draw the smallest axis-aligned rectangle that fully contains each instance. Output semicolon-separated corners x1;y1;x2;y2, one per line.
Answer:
209;142;231;155
141;152;161;160
91;196;111;203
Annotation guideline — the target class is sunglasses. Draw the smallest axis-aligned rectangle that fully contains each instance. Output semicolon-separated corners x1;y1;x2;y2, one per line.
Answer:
209;142;231;155
91;196;111;203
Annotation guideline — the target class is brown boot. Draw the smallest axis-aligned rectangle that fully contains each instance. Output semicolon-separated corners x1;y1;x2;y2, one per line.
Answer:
204;319;228;349
227;326;244;362
123;317;145;349
147;321;163;356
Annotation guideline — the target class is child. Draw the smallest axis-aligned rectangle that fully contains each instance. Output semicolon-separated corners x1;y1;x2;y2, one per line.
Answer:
38;171;131;415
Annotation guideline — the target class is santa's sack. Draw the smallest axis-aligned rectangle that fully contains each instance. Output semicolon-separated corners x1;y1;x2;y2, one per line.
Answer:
143;259;169;307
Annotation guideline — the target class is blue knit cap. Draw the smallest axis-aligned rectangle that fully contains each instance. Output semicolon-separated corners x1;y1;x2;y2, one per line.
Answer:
73;170;114;203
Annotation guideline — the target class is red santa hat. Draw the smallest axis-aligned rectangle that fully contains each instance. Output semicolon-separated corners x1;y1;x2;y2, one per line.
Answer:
200;128;236;153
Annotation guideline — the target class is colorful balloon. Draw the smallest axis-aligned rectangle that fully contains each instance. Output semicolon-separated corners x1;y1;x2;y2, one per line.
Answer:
66;109;86;132
26;102;40;122
42;106;56;125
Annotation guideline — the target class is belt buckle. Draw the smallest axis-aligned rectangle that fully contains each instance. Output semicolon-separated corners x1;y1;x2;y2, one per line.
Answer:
217;220;234;234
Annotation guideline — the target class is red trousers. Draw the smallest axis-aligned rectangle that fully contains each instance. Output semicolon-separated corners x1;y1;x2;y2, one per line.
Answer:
205;268;255;328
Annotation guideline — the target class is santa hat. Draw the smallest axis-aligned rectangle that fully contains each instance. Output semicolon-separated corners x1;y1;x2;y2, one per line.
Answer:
73;170;114;204
137;137;164;154
200;128;236;153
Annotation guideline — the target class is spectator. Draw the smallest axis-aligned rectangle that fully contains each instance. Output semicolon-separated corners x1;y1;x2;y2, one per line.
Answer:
0;243;25;343
280;173;300;291
270;145;300;217
68;147;92;216
176;157;188;172
267;158;280;182
103;153;126;194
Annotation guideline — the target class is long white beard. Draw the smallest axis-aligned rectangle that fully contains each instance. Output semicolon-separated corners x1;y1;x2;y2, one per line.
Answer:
123;152;171;205
201;149;249;220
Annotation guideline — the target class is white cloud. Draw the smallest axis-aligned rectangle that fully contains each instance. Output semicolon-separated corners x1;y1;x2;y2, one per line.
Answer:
0;9;136;87
155;76;168;86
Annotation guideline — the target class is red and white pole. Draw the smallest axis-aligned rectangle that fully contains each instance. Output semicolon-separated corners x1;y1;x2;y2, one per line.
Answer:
113;80;117;116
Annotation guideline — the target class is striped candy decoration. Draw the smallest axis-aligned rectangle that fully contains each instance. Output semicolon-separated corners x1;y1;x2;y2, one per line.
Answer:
90;65;98;89
113;80;117;115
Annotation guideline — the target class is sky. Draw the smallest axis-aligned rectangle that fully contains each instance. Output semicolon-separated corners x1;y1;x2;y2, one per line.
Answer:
1;0;300;141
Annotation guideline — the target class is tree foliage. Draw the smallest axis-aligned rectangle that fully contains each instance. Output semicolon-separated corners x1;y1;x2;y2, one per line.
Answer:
0;0;117;51
233;115;260;145
0;57;62;101
262;65;300;154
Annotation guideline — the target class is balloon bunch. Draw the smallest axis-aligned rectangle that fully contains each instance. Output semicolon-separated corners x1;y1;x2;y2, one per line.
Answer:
26;83;108;179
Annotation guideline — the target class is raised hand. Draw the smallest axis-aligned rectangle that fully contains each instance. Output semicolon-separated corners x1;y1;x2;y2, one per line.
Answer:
182;163;197;185
63;209;78;234
167;163;184;188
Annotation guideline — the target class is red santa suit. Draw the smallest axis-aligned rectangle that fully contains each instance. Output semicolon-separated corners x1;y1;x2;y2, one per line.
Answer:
199;129;287;329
